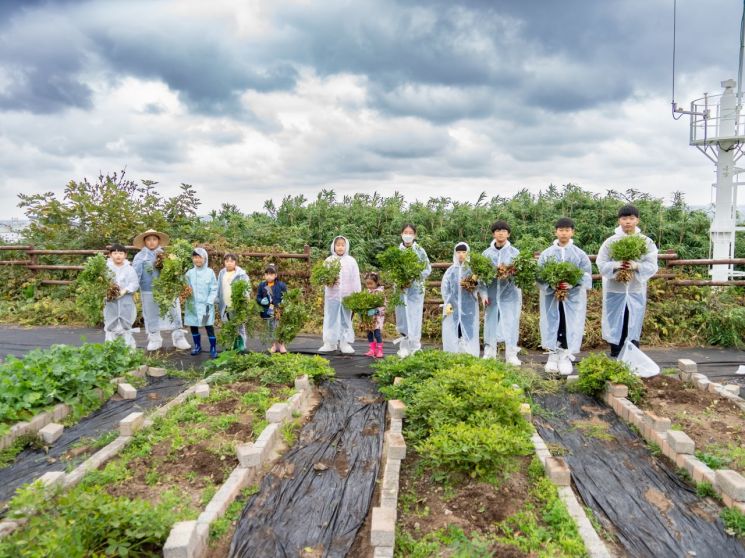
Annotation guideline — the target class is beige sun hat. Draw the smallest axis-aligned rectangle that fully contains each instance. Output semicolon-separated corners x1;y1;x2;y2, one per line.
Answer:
133;229;170;249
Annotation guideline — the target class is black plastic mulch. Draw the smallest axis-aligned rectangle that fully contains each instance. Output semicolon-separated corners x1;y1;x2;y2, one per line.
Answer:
534;391;745;558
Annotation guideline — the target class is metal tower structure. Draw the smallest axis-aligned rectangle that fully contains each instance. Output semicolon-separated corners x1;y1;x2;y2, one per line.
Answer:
673;3;745;281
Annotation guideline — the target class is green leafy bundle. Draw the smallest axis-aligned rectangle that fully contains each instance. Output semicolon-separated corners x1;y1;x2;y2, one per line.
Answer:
570;352;645;404
75;254;115;326
537;259;585;300
511;251;539;292
0;340;143;428
462;252;495;292
274;288;310;344
609;235;648;283
152;239;193;317
310;259;341;287
609;235;648;262
377;246;426;290
217;279;262;350
343;291;385;326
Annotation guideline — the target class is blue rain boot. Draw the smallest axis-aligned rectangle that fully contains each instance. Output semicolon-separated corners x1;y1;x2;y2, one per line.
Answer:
209;336;218;359
190;334;202;356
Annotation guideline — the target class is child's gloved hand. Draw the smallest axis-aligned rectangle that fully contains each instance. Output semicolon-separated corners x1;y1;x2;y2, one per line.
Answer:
366;309;378;316
627;260;640;271
260;297;270;305
444;303;453;316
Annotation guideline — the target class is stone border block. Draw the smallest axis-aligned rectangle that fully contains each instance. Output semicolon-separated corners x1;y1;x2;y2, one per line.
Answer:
119;412;144;436
38;423;64;444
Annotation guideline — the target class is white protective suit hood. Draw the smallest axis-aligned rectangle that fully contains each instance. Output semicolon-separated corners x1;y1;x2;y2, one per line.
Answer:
330;236;350;257
192;247;209;267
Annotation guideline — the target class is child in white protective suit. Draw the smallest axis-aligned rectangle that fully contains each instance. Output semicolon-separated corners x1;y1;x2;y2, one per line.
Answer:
537;218;593;375
394;224;432;358
596;205;659;358
318;236;362;354
480;220;522;365
132;229;191;351
103;243;139;349
441;243;480;356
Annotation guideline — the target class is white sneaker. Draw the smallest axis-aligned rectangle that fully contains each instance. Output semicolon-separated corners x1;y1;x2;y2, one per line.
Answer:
172;329;192;350
339;342;355;354
146;332;163;351
506;346;522;367
558;350;574;376
545;351;559;373
317;343;337;353
482;345;496;359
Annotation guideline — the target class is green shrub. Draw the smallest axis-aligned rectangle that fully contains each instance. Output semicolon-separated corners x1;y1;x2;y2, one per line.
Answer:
0;482;185;557
571;352;645;404
418;422;533;479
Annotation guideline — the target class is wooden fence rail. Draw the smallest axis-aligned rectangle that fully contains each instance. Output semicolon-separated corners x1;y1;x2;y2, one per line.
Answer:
0;245;743;288
0;244;313;286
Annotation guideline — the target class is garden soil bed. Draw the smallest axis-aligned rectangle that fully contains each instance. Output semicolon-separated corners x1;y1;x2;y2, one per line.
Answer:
104;380;286;511
640;375;745;475
392;453;535;558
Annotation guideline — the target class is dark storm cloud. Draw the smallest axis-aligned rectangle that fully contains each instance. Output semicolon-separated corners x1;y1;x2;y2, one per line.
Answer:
0;0;739;118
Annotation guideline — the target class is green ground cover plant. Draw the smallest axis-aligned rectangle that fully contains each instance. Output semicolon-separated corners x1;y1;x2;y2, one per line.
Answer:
570;352;645;404
0;340;143;432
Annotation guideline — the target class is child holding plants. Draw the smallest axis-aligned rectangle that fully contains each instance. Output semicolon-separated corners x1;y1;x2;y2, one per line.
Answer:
216;253;251;352
596;205;658;358
184;247;219;358
441;243;480;356
393;224;431;358
363;272;386;358
132;229;192;352
318;236;361;354
256;264;288;353
537;218;592;375
103;243;140;349
480;220;522;365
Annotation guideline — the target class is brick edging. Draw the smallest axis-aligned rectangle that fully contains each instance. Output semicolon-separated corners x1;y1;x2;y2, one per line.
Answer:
530;428;611;558
163;374;316;558
678;358;745;411
370;384;407;558
601;360;745;515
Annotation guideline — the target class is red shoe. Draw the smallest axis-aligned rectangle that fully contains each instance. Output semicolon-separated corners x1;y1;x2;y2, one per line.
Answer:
374;342;384;358
365;342;376;357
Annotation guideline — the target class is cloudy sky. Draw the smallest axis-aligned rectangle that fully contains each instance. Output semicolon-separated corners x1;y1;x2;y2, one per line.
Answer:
0;0;742;218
